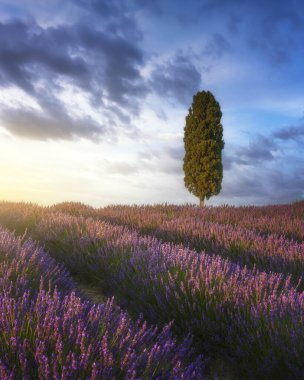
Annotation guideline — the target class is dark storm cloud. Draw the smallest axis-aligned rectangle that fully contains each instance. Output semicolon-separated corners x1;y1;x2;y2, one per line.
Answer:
76;25;147;109
0;18;147;107
150;53;202;106
0;13;148;140
0;20;89;93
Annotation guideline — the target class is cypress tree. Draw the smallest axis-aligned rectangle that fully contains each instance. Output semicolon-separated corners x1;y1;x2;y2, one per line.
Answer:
183;91;224;207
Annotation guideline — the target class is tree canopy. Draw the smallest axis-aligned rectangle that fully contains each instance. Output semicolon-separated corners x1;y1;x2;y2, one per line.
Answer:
183;91;224;207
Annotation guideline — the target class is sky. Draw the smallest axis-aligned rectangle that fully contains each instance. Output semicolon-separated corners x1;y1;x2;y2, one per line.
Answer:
0;0;303;207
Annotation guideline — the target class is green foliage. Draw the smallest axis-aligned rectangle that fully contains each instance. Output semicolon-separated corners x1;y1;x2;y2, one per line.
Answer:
183;91;224;205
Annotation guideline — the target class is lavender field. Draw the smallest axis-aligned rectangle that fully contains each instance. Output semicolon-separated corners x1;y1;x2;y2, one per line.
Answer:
0;201;304;379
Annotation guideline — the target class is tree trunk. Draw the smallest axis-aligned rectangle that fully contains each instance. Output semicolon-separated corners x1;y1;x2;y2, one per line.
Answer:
200;197;204;207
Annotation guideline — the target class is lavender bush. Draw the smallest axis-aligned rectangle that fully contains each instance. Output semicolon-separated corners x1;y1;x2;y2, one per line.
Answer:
97;202;304;241
0;226;204;379
32;212;304;378
1;201;304;378
93;204;304;284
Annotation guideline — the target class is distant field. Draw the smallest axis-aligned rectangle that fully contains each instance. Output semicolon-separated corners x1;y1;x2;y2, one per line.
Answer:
0;200;303;379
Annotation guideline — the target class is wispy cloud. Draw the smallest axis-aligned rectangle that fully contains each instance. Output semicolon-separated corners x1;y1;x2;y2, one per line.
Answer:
273;124;304;143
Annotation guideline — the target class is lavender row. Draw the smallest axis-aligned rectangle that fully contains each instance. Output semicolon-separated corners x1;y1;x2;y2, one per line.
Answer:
28;213;304;379
1;200;303;244
89;205;304;284
95;202;304;242
1;201;303;288
0;226;76;297
0;201;45;235
0;226;204;379
169;202;304;242
153;217;304;283
52;203;304;279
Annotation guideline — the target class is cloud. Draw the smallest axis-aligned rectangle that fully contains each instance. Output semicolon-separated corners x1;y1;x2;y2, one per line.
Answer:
0;105;102;141
180;0;304;66
138;151;157;160
203;33;231;59
246;1;303;65
149;52;202;106
167;146;184;161
73;0;123;18
219;121;304;204
223;123;304;170
72;0;143;41
220;164;304;205
131;0;163;15
138;145;184;176
103;160;140;175
273;124;304;143
0;20;88;92
234;135;278;165
222;149;235;171
0;15;148;140
76;25;147;108
266;167;304;202
222;169;270;199
102;145;185;178
248;37;292;66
